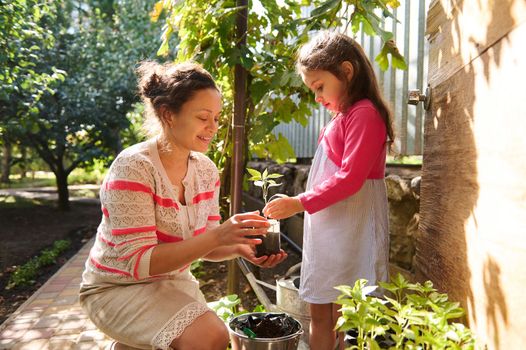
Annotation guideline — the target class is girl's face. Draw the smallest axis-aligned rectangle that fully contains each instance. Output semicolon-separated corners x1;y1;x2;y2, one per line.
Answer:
167;88;222;153
301;64;352;113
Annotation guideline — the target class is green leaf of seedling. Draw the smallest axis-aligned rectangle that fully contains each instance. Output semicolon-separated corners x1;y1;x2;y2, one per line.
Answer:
266;173;283;178
247;168;262;179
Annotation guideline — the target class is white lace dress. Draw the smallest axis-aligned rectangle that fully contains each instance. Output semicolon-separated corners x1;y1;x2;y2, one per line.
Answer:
79;138;221;349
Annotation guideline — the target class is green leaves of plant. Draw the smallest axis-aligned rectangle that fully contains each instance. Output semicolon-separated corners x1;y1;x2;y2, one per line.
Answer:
246;167;283;204
208;294;267;323
335;274;477;348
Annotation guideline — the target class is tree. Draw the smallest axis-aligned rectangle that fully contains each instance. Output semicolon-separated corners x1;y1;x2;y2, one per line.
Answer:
7;0;160;209
0;0;65;183
152;0;405;212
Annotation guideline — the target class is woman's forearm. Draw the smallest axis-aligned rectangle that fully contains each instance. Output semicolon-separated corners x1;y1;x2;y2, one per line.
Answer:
203;245;241;262
149;230;219;275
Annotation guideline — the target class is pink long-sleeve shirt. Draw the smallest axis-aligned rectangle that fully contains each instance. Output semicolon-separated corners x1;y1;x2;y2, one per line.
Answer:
298;99;387;214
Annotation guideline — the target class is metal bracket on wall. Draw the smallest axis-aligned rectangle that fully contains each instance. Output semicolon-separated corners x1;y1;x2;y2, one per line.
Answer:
408;85;432;111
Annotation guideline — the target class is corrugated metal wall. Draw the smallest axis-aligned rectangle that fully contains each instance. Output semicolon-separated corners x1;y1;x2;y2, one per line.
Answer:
274;0;429;157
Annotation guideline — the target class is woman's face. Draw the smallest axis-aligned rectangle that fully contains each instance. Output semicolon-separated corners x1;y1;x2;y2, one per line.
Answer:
301;65;350;113
168;88;222;153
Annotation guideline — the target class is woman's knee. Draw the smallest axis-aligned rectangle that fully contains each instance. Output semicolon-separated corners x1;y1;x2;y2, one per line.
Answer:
170;311;229;350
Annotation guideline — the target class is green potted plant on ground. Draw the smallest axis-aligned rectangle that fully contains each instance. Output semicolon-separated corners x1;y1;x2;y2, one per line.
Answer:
334;274;477;349
247;167;284;257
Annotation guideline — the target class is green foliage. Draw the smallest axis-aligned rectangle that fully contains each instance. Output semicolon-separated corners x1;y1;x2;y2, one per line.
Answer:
208;294;267;323
7;239;71;289
2;0;161;209
334;274;477;349
190;259;205;278
386;155;423;165
69;159;108;185
0;0;65;121
151;1;405;214
0;194;49;208
246;168;283;204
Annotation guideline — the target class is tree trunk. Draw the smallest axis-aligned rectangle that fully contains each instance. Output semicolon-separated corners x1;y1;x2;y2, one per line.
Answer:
55;167;70;211
1;135;12;183
19;146;27;179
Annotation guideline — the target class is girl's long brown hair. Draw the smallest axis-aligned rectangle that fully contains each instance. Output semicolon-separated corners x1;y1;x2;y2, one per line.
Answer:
297;31;394;149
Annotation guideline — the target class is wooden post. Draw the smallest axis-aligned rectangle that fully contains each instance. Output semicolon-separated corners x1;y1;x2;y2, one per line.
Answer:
227;0;248;295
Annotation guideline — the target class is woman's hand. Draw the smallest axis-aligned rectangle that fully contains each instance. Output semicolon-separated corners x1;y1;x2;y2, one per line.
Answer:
211;211;269;247
237;244;288;268
262;196;305;220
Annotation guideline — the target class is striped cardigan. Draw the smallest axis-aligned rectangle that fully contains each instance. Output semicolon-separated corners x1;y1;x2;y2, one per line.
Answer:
81;138;221;290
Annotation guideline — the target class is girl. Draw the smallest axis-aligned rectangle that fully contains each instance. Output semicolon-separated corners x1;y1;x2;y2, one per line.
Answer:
79;61;287;350
263;31;393;349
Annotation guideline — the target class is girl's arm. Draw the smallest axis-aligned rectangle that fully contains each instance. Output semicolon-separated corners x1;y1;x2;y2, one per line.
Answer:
264;106;386;219
298;106;386;214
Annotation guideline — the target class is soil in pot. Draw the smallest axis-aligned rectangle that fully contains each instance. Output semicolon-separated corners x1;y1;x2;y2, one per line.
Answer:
254;231;281;257
230;313;301;338
253;219;281;257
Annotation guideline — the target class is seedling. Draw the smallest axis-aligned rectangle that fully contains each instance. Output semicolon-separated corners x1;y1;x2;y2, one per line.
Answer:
246;168;284;257
246;168;283;206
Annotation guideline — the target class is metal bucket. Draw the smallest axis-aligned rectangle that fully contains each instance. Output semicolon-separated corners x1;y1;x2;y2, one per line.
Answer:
275;264;310;343
228;312;303;350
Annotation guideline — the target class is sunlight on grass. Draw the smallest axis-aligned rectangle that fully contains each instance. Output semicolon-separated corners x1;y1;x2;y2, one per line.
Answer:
387;155;423;165
0;195;47;208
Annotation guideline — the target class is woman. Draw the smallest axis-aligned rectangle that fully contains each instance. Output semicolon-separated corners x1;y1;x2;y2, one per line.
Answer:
79;61;287;350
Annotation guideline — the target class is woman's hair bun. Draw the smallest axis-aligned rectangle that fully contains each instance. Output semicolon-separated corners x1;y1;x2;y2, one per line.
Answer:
137;61;167;100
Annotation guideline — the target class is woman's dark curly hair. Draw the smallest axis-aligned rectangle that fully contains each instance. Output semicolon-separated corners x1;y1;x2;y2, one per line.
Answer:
136;61;219;137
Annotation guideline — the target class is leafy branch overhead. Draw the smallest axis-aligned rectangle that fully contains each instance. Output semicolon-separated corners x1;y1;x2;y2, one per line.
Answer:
306;0;407;71
247;168;283;205
149;0;406;176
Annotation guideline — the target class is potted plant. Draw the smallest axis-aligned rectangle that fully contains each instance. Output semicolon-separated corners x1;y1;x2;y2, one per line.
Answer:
246;167;284;257
334;274;477;349
209;294;303;350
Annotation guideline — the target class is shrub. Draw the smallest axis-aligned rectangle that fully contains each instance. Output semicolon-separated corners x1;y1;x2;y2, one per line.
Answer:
6;239;71;289
335;274;477;349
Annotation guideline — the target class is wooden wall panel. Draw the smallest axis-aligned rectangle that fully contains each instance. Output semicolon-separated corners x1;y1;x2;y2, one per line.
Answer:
426;0;526;86
417;1;526;348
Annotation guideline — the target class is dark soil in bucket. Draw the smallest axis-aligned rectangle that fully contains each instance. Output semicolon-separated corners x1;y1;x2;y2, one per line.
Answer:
231;313;301;338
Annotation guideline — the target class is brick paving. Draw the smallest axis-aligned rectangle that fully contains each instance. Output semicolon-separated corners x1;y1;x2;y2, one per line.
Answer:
0;238;310;350
0;239;112;350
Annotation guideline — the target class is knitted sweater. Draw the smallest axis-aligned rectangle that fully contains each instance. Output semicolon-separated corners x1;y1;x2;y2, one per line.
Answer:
81;138;221;290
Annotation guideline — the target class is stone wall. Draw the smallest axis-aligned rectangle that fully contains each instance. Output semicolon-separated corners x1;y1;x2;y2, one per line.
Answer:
244;161;421;273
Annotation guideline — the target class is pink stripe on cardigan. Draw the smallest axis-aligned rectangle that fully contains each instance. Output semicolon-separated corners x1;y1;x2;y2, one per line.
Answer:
105;180;179;210
133;245;154;280
193;226;207;236
117;244;157;261
112;225;156;236
156;230;183;243
90;256;131;277
193;191;214;204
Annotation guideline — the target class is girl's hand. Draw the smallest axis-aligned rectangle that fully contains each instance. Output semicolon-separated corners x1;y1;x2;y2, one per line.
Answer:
212;211;269;247
238;244;288;268
262;196;305;220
